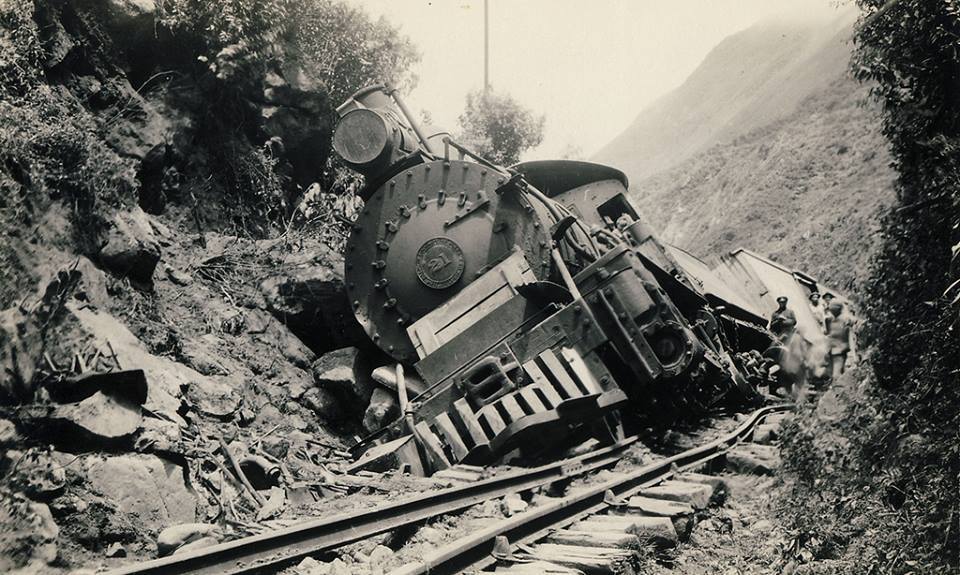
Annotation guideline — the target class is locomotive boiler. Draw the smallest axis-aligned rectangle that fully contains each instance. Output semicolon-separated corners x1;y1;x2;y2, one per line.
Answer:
334;85;775;475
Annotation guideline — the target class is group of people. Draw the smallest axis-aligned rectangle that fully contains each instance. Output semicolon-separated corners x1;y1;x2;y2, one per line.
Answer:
768;291;856;382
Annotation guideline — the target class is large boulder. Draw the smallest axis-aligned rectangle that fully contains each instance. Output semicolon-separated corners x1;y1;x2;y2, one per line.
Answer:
257;66;334;188
312;347;390;420
97;77;170;162
52;390;143;443
259;243;366;355
299;387;340;421
82;454;197;534
98;207;162;283
66;303;239;422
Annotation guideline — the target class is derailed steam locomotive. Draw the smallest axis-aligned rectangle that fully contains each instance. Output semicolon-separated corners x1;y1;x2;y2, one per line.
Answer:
335;85;778;475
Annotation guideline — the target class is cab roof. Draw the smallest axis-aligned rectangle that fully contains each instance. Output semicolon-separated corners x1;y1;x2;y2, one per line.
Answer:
511;160;629;197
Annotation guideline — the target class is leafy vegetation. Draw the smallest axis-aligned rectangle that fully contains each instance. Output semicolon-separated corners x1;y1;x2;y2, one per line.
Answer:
0;2;137;215
457;88;544;166
779;2;960;573
0;1;140;303
0;0;420;311
157;0;419;102
154;0;419;235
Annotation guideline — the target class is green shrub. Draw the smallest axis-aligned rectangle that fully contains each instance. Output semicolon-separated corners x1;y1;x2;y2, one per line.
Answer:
218;140;287;237
286;158;363;252
156;0;418;235
458;88;545;166
0;1;137;227
0;95;137;209
779;5;960;572
0;0;44;98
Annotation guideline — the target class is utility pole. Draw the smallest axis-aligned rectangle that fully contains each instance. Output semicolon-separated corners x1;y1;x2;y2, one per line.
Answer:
484;0;489;93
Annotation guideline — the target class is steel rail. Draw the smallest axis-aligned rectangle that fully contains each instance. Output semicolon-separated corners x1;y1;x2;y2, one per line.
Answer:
106;437;638;575
388;404;791;575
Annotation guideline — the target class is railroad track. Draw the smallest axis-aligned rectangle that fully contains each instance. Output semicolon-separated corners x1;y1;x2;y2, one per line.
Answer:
108;435;638;575
107;405;789;575
393;404;790;575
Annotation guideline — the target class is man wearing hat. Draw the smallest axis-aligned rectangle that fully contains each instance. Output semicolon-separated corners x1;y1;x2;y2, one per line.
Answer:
825;300;857;379
768;296;797;340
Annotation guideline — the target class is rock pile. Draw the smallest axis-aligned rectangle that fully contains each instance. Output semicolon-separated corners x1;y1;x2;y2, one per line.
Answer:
0;0;415;571
0;226;415;570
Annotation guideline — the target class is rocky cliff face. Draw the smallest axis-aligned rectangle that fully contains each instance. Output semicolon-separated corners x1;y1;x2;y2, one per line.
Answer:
0;2;387;570
635;76;895;293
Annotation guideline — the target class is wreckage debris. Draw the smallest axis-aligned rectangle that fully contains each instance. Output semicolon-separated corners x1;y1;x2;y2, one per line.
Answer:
258;246;367;355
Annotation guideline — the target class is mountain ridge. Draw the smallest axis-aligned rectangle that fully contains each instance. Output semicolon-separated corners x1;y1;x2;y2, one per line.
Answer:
635;75;895;292
594;10;858;183
594;10;896;292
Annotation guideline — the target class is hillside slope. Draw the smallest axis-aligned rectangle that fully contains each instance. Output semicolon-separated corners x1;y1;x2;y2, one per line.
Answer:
595;11;896;293
594;11;858;184
635;76;895;292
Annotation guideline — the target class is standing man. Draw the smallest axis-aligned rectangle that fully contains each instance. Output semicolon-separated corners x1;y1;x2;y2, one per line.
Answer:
821;293;836;331
768;296;797;340
807;291;830;382
808;292;826;332
825;301;857;380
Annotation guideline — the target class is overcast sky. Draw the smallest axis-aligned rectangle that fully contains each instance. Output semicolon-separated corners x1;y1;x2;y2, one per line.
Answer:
347;0;845;160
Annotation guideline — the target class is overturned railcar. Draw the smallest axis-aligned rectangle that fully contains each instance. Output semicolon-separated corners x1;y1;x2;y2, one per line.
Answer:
334;85;777;475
